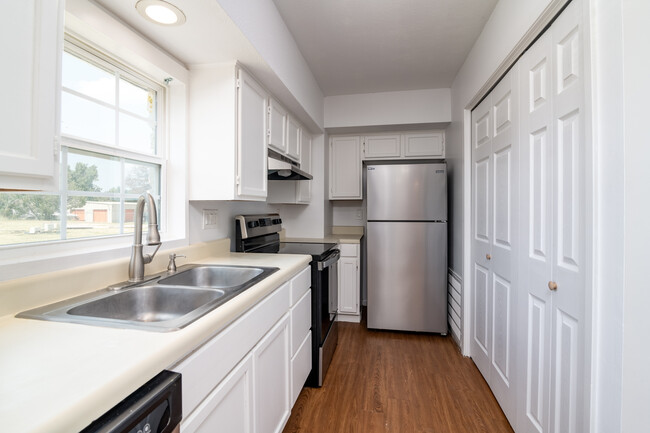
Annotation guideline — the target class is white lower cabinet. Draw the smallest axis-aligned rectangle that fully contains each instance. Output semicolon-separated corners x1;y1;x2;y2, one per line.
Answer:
174;265;311;433
291;332;312;406
337;244;361;322
182;354;254;433
254;315;290;433
289;267;312;405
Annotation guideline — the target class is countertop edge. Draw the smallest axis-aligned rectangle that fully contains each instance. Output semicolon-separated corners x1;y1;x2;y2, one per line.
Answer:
1;252;311;433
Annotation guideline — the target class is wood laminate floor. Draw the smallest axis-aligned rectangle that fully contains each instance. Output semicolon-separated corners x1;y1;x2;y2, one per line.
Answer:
284;314;514;433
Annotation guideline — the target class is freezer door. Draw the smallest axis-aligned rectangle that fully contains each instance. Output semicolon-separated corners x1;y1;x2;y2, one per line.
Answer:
367;221;447;333
366;163;447;221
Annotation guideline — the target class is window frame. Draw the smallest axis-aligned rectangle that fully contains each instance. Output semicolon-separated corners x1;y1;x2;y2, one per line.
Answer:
0;34;169;249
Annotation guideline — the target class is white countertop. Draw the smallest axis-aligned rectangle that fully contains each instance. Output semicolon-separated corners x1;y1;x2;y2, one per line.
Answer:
282;226;364;245
0;248;311;433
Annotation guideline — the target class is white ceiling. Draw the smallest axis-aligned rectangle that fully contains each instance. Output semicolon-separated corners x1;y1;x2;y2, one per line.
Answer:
272;0;498;96
92;0;497;98
93;0;262;67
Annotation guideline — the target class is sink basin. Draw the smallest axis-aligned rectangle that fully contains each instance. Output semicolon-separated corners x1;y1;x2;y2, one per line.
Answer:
158;265;266;288
67;286;226;323
17;264;279;332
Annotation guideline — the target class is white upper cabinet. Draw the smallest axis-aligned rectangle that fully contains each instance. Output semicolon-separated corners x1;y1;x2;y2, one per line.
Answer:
329;136;362;200
189;64;267;201
268;98;287;154
267;98;301;163
402;131;444;158
361;131;445;161
0;0;63;191
237;68;269;200
363;134;401;159
286;115;301;162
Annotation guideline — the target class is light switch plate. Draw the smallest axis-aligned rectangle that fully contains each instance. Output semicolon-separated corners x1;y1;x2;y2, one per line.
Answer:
202;209;218;229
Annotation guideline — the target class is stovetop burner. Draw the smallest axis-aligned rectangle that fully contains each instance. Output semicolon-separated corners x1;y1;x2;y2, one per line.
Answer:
278;242;337;256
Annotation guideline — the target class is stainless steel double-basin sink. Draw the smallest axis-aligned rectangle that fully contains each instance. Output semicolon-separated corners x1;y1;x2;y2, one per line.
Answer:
17;264;279;332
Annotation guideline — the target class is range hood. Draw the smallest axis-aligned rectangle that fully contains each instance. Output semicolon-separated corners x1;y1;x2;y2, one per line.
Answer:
268;149;313;181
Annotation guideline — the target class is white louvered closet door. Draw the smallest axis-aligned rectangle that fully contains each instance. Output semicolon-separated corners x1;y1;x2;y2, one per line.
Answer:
471;65;520;427
518;1;586;432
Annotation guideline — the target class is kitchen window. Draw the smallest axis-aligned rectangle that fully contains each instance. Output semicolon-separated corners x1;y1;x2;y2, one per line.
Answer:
0;37;165;247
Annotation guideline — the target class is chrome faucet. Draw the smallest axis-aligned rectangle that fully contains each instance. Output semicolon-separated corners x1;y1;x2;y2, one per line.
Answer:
128;193;162;282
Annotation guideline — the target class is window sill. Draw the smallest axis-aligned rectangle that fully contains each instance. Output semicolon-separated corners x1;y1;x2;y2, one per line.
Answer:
0;233;189;283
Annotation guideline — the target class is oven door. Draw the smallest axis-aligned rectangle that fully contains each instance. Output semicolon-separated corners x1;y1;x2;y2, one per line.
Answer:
317;249;340;344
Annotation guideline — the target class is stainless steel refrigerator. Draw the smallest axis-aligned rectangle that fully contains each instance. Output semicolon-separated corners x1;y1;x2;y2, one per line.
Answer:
366;162;447;333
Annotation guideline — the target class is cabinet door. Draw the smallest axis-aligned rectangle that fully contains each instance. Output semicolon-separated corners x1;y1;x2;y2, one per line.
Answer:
329;136;362;199
363;134;401;159
0;0;63;191
268;98;287;154
237;68;268;200
254;314;290;433
181;354;254;433
338;257;359;314
297;129;311;203
286;116;301;161
402;132;445;158
291;332;311;407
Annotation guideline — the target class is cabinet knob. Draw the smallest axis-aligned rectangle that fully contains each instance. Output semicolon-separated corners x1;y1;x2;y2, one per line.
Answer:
548;281;558;291
486;254;491;260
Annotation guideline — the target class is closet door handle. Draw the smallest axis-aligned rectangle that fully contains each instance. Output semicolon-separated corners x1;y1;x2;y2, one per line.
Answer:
548;281;558;291
486;254;491;260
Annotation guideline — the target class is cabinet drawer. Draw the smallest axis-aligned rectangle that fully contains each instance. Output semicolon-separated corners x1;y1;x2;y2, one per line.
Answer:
290;331;312;407
174;281;290;418
339;243;359;257
290;289;311;357
290;266;311;305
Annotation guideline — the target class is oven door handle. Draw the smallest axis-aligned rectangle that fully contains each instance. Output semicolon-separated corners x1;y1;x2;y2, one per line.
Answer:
317;250;340;271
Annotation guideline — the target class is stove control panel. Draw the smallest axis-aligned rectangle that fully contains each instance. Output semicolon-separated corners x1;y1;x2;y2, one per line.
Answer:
235;214;283;251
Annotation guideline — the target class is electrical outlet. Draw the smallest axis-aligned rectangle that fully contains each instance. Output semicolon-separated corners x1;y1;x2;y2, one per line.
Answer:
202;209;218;229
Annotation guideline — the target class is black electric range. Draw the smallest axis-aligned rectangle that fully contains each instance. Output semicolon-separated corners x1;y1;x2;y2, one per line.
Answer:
234;214;339;387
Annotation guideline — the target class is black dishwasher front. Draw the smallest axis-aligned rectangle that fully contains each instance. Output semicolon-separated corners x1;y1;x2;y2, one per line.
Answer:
81;370;182;433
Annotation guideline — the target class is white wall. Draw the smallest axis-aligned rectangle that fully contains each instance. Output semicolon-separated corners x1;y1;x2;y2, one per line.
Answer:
619;0;650;430
324;88;451;128
588;0;624;430
332;202;364;227
277;134;328;238
215;0;324;130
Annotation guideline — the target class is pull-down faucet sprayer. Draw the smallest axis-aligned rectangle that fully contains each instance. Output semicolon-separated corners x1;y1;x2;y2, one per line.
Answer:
128;193;162;282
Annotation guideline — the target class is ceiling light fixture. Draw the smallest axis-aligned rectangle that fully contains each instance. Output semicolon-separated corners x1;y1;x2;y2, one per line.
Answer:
135;0;186;26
